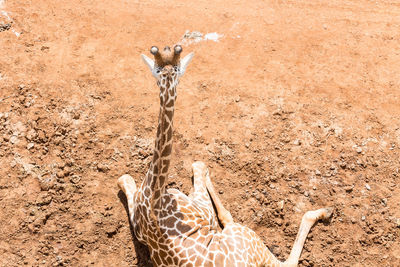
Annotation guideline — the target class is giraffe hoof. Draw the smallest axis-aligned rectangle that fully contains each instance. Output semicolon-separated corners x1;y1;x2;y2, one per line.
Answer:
321;207;334;221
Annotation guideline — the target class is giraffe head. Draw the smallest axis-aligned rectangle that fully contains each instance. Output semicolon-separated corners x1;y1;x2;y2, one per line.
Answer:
141;45;194;92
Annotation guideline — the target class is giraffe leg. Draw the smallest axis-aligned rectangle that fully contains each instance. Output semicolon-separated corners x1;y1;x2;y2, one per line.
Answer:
191;161;210;202
282;207;333;267
202;166;234;228
117;174;137;222
190;162;214;207
189;161;219;226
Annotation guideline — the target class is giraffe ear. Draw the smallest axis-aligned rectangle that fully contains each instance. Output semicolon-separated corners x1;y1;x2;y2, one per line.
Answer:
141;54;155;72
179;52;194;76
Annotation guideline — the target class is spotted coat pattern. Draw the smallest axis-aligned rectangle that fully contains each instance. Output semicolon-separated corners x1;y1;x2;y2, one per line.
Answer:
118;45;332;267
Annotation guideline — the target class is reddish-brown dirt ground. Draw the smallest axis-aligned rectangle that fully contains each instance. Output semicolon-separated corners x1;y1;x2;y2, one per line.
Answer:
1;0;400;266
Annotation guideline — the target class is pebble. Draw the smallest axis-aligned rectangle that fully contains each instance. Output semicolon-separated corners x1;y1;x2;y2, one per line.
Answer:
365;184;371;190
361;216;366;221
73;112;80;120
219;190;224;194
277;200;284;210
36;192;52;206
97;163;109;172
105;223;119;236
315;169;321;176
56;170;65;178
10;135;18;144
356;147;362;154
70;175;81;184
27;143;35;150
269;184;275;189
344;185;354;193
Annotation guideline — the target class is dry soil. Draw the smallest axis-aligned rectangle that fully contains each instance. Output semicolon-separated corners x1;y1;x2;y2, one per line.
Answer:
0;0;399;266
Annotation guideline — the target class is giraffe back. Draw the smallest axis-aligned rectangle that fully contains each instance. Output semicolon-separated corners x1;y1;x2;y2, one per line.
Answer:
132;184;278;267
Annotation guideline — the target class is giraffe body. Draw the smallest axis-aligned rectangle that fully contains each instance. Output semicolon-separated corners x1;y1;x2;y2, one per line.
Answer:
118;45;333;267
122;171;279;267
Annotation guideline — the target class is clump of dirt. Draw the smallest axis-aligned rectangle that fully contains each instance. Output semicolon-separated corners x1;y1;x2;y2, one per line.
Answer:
1;0;400;266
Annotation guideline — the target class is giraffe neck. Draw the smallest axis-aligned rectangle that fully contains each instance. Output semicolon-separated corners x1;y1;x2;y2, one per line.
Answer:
147;79;177;210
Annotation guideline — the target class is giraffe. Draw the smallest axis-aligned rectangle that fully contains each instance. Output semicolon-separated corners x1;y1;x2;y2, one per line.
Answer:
118;45;333;267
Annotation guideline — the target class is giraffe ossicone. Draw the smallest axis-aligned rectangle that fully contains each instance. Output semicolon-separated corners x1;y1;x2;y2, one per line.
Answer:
118;45;333;266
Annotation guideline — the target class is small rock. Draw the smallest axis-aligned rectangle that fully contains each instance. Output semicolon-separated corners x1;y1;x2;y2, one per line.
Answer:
36;192;52;206
38;175;55;191
97;163;109;172
70;175;81;184
361;216;366;221
26;129;37;141
10;135;18;144
235;96;240;102
219;190;224;194
56;171;65;178
277;200;284;210
73;112;80;120
396;218;400;228
356;147;362;154
365;184;371;190
27;143;35;150
293;139;301;146
304;191;309;197
105;223;119;237
315;170;321;176
344;185;354;193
